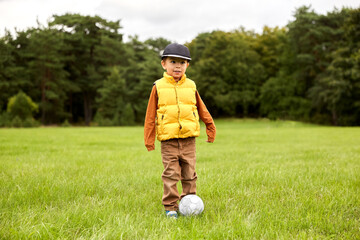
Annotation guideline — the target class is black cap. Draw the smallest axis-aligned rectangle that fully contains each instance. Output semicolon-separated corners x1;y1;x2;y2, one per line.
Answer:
161;43;191;61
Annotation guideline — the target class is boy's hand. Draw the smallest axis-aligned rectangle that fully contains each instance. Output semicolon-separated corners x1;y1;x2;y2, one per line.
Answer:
146;145;155;151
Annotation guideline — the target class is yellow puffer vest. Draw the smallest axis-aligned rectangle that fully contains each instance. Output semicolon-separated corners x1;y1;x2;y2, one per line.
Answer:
155;72;200;141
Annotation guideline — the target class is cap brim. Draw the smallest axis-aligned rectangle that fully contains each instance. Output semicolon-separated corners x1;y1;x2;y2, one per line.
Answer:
162;54;191;61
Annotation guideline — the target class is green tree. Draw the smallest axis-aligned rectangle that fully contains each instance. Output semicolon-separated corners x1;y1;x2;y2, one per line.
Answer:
96;67;126;125
26;26;73;124
49;14;124;125
253;26;286;80
261;6;354;124
0;32;15;111
260;74;311;120
308;8;360;125
188;30;265;117
0;30;33;112
259;23;311;121
120;36;163;123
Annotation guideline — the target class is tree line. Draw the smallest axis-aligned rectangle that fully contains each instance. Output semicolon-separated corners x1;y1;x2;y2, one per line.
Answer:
0;6;359;127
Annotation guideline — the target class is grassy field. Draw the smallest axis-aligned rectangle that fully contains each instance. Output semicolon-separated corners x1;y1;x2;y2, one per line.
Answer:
0;119;359;239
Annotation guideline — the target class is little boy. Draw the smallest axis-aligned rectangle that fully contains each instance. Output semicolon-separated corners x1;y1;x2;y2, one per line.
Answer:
144;43;216;218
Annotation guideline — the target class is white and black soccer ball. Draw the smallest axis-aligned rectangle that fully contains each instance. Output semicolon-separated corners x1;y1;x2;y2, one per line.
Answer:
179;194;204;216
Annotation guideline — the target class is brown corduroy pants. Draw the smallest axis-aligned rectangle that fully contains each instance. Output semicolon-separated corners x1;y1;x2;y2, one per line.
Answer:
160;137;197;211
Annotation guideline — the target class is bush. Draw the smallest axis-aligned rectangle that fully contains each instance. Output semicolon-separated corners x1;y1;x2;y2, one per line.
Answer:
7;91;38;120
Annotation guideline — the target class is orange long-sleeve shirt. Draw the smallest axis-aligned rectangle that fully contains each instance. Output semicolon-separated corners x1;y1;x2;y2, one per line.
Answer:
144;85;216;151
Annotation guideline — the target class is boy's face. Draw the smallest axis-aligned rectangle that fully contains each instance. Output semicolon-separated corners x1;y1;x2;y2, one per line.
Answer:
161;57;189;81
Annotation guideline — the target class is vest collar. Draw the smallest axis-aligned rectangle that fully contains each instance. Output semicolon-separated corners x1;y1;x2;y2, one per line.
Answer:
163;72;186;85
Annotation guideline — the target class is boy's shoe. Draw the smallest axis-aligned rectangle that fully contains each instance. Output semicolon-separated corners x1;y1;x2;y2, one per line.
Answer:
165;210;178;219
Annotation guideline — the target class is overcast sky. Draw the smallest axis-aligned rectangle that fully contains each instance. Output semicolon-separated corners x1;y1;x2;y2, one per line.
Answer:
1;0;359;43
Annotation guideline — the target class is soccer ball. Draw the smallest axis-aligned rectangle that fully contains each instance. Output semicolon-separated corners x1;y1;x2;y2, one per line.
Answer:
179;194;204;216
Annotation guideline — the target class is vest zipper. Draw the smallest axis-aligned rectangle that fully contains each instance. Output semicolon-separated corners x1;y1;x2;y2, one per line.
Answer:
175;82;182;137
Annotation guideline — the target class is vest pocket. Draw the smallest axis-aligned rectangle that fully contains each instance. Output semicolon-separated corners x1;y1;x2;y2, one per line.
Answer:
160;114;165;134
192;110;200;132
156;110;166;136
192;108;199;121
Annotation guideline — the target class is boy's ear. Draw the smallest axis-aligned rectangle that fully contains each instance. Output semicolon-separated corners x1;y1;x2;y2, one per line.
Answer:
161;60;166;70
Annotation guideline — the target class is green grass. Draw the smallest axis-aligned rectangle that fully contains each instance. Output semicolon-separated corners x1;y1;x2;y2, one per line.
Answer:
1;119;359;239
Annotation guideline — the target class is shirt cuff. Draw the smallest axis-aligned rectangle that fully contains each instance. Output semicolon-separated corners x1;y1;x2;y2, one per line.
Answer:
146;144;155;151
